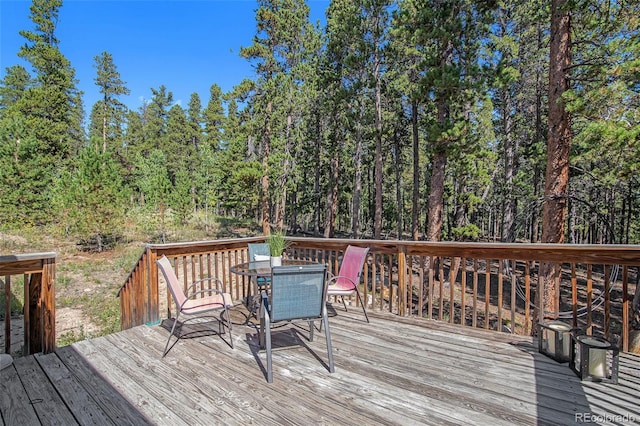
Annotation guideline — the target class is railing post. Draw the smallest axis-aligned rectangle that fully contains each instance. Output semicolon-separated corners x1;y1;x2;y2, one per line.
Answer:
398;246;406;317
42;258;56;353
622;266;629;352
147;248;159;325
3;276;10;354
25;265;55;355
27;272;42;354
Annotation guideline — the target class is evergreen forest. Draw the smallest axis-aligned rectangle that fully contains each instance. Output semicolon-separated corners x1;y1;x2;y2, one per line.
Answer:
1;0;639;248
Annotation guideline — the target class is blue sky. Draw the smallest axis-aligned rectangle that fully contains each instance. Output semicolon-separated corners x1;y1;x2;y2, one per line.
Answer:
1;0;329;116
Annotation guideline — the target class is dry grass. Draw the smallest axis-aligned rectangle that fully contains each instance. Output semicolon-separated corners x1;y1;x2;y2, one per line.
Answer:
0;216;262;353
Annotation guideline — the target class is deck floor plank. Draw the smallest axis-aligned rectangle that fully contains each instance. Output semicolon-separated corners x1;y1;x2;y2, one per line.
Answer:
0;361;41;425
328;320;591;423
34;352;114;425
12;355;78;425
138;322;398;425
54;345;154;426
100;328;278;425
4;306;640;425
69;339;185;425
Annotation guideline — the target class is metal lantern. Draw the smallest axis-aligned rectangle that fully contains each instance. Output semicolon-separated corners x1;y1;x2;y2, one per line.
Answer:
570;334;619;384
537;320;576;363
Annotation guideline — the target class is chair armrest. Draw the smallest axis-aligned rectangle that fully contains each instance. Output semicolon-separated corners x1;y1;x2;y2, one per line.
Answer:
185;277;225;295
261;290;270;316
178;287;230;310
327;275;357;286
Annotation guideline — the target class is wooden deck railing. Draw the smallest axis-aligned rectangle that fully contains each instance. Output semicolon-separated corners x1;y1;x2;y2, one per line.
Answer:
0;252;56;355
118;238;640;352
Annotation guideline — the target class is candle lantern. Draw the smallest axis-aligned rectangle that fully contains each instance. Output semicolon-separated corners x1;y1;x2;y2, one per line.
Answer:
570;334;619;384
537;320;577;362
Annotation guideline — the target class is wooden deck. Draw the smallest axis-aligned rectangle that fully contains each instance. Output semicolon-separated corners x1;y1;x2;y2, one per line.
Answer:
2;305;640;425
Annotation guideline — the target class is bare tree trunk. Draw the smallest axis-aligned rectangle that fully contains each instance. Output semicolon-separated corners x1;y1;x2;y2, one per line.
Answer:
426;152;447;241
535;0;571;330
449;178;468;286
352;101;364;239
276;112;292;232
373;53;383;240
531;20;545;244
102;105;107;153
501;90;518;244
261;101;272;235
411;102;420;241
313;112;321;236
324;150;339;238
425;38;452;243
394;128;403;239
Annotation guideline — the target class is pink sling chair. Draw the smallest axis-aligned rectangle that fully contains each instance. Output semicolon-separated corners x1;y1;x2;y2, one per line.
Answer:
326;245;370;323
157;255;234;356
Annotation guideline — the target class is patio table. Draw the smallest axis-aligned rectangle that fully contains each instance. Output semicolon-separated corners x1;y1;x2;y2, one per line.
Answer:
230;259;318;277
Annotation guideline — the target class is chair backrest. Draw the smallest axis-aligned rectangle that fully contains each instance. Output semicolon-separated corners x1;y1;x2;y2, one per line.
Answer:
335;245;369;288
269;264;327;323
156;255;186;309
249;243;271;261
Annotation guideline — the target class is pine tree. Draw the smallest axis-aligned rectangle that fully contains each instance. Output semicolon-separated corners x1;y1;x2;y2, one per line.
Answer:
203;84;224;150
240;0;315;234
52;144;128;250
389;1;428;240
322;0;360;237
0;0;80;225
134;149;172;242
213;98;262;218
92;51;130;153
145;85;173;153
17;0;80;160
171;169;194;226
164;104;193;180
399;0;495;242
187;92;204;150
0;65;31;111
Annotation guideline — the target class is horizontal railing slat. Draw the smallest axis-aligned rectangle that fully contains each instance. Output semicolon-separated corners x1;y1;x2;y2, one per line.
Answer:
117;237;639;353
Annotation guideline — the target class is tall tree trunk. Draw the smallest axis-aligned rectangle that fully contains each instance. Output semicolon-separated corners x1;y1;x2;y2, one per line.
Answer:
394;128;402;239
373;55;384;240
324;149;339;238
261;101;272;235
411;101;420;241
425;39;452;243
449;178;468;287
426;151;447;241
531;18;545;244
276;112;293;232
325;103;340;239
314;112;321;236
352;101;364;239
501;89;518;244
535;0;571;329
102;102;107;153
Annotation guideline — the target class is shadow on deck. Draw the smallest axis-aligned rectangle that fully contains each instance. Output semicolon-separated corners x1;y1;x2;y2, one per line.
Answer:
2;304;640;425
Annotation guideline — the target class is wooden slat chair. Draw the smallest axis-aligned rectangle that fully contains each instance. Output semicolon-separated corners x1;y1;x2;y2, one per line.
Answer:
156;255;234;357
326;245;370;323
259;264;334;383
